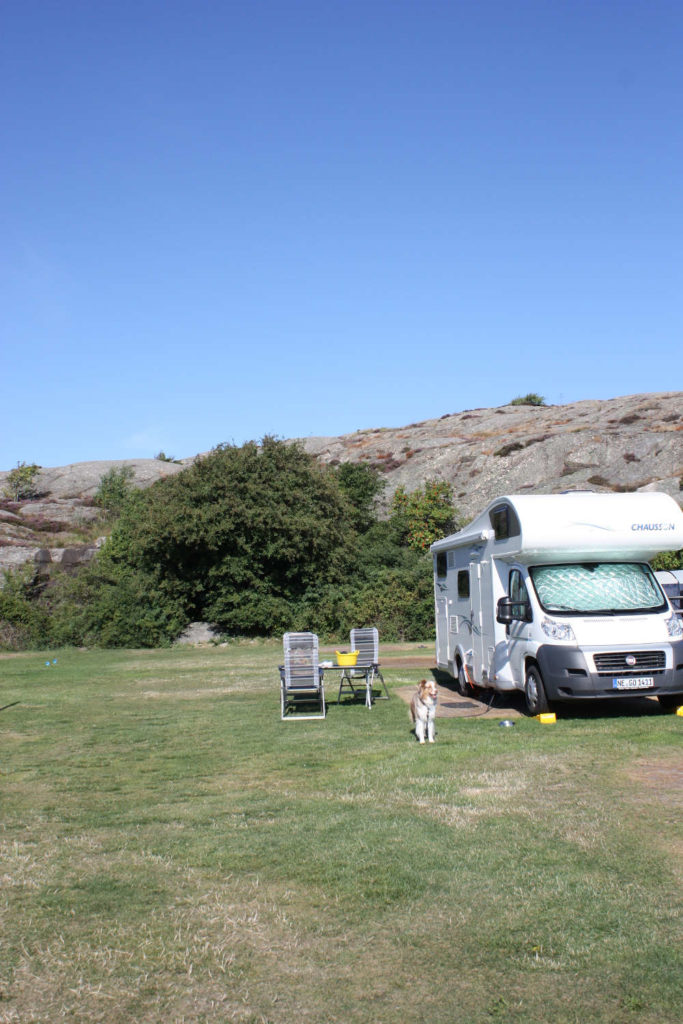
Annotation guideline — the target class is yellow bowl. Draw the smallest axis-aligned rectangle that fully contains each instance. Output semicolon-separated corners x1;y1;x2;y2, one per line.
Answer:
536;712;557;724
335;650;359;667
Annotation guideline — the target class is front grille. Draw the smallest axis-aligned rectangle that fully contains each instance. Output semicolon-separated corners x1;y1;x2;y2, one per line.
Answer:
593;650;666;674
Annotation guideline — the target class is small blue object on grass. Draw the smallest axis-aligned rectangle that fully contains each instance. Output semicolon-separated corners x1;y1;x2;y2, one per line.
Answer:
45;661;51;667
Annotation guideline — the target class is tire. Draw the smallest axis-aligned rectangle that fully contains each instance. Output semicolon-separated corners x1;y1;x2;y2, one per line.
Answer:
525;664;550;716
657;693;682;712
457;661;471;697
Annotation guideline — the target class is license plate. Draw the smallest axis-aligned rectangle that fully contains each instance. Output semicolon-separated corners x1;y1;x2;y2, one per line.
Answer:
612;676;655;690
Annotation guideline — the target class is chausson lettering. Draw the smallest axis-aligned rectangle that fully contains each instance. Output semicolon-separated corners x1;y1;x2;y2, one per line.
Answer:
630;522;676;532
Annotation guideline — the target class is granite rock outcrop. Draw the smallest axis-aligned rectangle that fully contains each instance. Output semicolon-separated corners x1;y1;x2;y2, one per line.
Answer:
1;392;680;577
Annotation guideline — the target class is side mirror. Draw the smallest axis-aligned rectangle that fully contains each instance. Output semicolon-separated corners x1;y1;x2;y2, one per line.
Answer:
496;596;514;625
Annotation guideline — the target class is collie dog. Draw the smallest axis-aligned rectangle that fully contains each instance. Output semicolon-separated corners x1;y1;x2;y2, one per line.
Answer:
410;678;438;743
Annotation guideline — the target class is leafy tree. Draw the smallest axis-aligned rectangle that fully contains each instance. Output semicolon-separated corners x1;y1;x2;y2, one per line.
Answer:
86;438;357;640
2;443;454;647
94;466;136;520
3;461;41;501
389;480;461;551
336;462;385;532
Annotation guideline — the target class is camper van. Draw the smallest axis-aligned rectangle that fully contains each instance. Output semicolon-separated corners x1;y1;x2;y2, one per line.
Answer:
431;491;683;714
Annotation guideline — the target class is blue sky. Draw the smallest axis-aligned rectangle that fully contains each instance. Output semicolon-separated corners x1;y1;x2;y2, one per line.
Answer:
2;0;681;468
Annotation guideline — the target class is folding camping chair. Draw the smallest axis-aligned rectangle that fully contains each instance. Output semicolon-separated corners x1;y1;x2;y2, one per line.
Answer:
280;632;326;720
337;627;389;706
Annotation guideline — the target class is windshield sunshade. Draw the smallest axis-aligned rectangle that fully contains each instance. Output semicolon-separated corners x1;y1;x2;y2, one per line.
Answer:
530;563;665;614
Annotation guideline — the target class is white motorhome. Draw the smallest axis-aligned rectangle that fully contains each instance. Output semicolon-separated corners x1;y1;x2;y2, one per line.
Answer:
431;492;683;714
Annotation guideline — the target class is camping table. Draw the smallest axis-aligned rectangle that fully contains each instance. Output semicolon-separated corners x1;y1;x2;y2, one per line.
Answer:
320;662;376;709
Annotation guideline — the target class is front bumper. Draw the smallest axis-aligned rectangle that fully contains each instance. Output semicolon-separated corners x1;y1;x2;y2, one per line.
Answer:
536;640;683;701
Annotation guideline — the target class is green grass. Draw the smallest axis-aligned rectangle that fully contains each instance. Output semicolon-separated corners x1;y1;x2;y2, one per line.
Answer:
1;642;681;1023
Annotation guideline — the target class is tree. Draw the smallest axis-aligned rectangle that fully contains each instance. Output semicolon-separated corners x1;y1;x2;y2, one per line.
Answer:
94;466;136;520
92;438;357;639
2;443;455;647
3;461;41;501
336;462;385;532
389;480;461;552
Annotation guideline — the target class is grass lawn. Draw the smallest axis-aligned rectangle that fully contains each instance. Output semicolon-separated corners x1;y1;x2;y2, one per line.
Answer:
1;641;681;1024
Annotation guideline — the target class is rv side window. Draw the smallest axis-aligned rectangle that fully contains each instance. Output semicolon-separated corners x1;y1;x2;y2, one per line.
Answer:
457;570;470;598
509;569;532;621
436;553;448;579
490;504;521;541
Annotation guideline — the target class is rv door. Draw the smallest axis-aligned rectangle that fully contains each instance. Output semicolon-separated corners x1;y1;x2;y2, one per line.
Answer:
435;596;448;666
470;559;495;684
506;568;533;686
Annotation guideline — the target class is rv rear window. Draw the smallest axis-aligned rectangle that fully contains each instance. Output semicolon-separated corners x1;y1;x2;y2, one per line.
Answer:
457;570;470;598
436;552;448;579
490;504;521;541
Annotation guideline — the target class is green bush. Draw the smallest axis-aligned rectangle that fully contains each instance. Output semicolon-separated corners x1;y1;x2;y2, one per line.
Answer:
0;566;51;649
1;443;459;647
651;549;683;572
46;560;187;648
56;439;357;644
3;461;41;501
94;465;136;519
509;393;546;406
389;479;461;551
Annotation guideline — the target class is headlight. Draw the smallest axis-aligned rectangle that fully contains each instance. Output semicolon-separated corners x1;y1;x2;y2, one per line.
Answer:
665;613;683;639
541;617;576;642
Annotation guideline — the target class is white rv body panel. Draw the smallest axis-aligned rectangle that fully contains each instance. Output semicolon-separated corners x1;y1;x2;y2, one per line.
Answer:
568;613;675;647
431;492;683;709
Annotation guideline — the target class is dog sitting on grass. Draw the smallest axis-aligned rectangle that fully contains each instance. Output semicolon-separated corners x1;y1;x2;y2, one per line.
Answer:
410;678;438;743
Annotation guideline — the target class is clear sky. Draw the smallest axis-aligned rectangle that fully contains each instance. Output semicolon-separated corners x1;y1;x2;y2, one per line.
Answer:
2;0;681;469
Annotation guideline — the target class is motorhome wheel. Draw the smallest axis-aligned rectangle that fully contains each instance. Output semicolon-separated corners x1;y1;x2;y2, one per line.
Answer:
525;665;550;716
457;662;471;697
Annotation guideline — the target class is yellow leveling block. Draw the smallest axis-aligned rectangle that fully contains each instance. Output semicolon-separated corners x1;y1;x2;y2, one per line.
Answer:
676;707;683;717
536;713;557;724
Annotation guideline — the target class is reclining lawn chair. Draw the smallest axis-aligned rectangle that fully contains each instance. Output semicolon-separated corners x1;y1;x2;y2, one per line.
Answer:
337;627;389;706
280;632;326;720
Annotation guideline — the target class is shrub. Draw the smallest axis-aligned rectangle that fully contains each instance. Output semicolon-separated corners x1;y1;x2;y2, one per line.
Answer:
94;466;136;519
336;462;385;532
46;560;187;648
389;480;461;552
2;444;456;647
0;565;51;649
72;439;358;642
3;461;41;501
651;549;683;572
510;393;546;406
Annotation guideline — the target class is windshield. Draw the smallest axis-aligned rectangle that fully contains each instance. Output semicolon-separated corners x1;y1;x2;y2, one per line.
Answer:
529;563;666;615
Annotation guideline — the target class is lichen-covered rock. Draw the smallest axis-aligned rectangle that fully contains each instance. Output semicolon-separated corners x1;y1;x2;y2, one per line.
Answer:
299;391;682;517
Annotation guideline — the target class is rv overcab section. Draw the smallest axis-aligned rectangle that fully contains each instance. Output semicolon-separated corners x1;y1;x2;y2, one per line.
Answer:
431;492;683;714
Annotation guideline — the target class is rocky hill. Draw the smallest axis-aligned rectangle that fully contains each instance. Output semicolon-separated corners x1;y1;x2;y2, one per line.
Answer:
1;391;681;575
299;391;682;516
